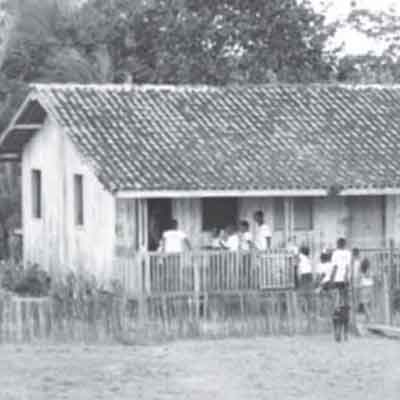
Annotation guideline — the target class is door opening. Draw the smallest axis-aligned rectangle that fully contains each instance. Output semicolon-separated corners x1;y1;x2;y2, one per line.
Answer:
147;199;172;250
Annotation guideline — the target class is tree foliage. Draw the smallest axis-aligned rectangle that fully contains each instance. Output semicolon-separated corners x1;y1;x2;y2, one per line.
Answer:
75;0;338;84
0;0;344;258
338;6;400;83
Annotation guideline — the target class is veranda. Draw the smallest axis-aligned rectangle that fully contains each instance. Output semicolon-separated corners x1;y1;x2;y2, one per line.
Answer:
114;245;400;298
113;192;398;296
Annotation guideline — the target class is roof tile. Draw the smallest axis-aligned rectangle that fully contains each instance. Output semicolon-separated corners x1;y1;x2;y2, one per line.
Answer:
16;84;400;191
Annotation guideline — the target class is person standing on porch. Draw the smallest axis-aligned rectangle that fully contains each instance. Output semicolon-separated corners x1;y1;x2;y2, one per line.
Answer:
160;219;191;253
253;211;271;251
220;224;239;251
238;220;252;252
239;220;252;289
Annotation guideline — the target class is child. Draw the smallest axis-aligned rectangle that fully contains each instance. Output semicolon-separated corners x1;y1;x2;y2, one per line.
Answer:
351;248;362;287
316;249;333;290
297;245;313;290
358;258;374;323
238;220;252;252
331;238;352;289
330;239;352;342
220;224;239;251
210;227;221;249
238;220;252;288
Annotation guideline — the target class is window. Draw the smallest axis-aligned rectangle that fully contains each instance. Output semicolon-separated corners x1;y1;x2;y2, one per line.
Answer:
274;198;285;231
31;169;42;218
294;197;313;231
273;197;313;231
74;174;84;226
202;198;238;231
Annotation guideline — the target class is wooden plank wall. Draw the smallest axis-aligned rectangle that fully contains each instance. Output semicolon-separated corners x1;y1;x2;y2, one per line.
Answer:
172;198;202;248
114;199;148;295
22;117;116;284
385;195;400;247
165;196;388;250
313;197;350;249
238;197;274;240
115;198;148;251
22;117;64;276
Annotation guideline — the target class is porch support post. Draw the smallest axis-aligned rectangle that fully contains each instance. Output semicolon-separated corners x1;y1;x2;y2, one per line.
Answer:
138;199;148;251
137;199;150;295
283;198;294;245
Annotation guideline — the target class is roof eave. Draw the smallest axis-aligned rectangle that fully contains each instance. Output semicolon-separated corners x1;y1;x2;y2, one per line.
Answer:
339;188;400;196
115;189;328;199
116;187;400;198
0;91;46;155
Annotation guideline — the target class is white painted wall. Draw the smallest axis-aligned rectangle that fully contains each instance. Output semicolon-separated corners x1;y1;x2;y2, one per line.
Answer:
172;198;203;248
22;117;115;284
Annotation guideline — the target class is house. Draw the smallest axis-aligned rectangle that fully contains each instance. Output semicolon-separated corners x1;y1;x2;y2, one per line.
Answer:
1;83;400;288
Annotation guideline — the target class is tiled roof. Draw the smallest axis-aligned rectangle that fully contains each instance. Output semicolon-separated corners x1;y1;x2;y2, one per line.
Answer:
7;83;400;192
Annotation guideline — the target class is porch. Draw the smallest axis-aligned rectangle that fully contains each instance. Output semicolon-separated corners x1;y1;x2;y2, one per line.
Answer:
116;194;392;253
114;248;295;295
113;246;400;297
113;192;398;295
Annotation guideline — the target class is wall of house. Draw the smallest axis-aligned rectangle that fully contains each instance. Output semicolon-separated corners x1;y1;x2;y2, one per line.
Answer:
313;197;350;249
172;198;203;248
238;196;386;249
153;196;387;250
22;117;116;283
115;198;148;251
384;195;400;246
114;194;395;253
238;197;274;243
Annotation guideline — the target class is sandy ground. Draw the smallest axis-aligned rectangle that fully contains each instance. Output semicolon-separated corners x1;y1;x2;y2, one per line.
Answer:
0;335;399;400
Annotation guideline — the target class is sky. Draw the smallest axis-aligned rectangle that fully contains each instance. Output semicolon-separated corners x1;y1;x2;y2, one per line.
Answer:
311;0;399;54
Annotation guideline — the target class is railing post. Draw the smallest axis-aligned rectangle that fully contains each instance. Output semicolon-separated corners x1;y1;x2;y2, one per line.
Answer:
144;253;151;295
194;256;200;319
194;257;200;294
382;264;391;325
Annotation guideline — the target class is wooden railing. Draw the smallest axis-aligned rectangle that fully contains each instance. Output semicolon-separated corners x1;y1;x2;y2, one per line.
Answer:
114;249;295;295
114;246;400;296
358;248;400;290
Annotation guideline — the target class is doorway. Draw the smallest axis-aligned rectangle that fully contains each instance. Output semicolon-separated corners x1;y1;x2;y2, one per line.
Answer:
147;199;172;250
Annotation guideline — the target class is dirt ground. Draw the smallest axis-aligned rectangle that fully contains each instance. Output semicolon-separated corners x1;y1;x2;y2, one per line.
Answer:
0;335;399;400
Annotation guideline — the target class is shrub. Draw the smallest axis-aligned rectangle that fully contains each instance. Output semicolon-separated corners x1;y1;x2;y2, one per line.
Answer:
1;262;51;297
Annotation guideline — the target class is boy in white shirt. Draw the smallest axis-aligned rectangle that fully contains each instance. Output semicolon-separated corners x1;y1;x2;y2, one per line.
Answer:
238;220;252;252
161;219;191;253
220;224;239;251
330;238;352;342
253;211;271;251
297;245;313;290
331;238;352;288
316;249;334;289
238;220;252;288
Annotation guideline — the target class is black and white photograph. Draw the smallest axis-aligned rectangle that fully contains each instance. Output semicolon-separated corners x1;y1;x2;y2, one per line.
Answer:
0;0;399;399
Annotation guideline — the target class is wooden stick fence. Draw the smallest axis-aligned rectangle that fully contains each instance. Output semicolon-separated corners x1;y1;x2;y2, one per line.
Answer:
1;247;400;343
0;284;398;344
